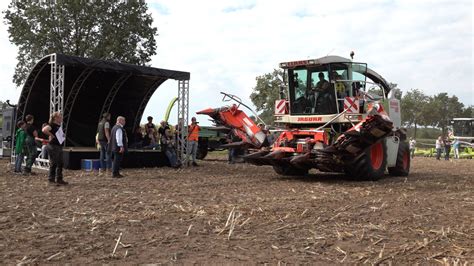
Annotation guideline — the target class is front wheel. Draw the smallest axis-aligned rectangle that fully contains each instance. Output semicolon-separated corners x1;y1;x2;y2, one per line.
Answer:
273;164;308;176
388;142;410;176
344;140;387;181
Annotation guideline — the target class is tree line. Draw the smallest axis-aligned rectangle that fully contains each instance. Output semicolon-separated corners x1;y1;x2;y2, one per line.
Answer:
401;89;472;137
3;1;157;87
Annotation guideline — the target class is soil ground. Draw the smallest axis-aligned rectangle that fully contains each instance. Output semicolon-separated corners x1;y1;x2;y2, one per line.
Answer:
0;155;472;264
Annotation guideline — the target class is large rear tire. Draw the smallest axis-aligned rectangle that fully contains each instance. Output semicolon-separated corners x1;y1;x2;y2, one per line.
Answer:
273;164;308;176
388;142;410;176
344;140;387;181
196;146;208;160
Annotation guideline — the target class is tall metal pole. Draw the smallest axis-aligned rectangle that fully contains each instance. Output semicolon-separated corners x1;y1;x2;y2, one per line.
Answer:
177;79;190;165
49;54;65;115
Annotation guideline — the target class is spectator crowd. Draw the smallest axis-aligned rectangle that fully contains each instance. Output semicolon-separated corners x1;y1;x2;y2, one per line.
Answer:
13;112;203;185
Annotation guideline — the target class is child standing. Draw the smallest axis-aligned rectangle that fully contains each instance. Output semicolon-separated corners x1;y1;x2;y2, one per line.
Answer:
14;121;26;173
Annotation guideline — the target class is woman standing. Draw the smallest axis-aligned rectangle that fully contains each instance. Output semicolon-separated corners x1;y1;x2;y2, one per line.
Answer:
435;136;443;160
452;138;460;159
42;112;68;185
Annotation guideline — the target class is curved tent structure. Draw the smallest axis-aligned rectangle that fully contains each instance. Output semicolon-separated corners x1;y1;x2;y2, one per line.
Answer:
17;53;190;148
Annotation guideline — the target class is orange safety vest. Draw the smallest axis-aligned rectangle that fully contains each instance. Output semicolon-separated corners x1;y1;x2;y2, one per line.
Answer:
188;124;200;141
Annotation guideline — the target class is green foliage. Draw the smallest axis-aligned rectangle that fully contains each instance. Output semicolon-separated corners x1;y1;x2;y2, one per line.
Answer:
401;89;469;137
460;106;473;118
423;93;464;133
4;0;157;86
406;128;441;139
249;69;285;125
400;89;428;133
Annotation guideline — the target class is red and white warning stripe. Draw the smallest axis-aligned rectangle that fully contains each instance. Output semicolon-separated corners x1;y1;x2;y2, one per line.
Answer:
343;97;359;113
275;99;288;114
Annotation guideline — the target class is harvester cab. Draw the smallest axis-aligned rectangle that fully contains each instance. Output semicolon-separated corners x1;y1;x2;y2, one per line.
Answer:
275;56;389;125
198;55;410;180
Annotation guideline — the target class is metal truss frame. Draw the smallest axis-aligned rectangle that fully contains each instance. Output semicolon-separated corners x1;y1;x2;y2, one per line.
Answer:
49;54;65;115
177;79;190;164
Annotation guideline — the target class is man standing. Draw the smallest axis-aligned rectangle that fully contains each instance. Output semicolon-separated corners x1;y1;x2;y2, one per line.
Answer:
160;121;179;168
108;116;127;178
96;113;111;175
409;137;416;159
14;121;27;173
187;117;200;166
24;114;45;175
42;112;68;185
145;116;156;131
444;137;451;161
435;136;443;160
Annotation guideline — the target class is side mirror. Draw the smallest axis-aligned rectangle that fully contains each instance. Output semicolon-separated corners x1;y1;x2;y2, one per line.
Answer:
279;85;286;99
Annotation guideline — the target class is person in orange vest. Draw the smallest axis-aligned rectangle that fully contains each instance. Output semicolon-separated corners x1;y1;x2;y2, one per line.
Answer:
187;117;200;166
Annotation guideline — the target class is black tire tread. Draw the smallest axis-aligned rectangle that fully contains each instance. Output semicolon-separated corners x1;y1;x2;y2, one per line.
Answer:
273;164;308;176
344;140;387;181
388;141;410;176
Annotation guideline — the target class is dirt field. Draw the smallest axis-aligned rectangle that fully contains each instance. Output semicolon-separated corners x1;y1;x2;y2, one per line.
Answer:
0;155;472;264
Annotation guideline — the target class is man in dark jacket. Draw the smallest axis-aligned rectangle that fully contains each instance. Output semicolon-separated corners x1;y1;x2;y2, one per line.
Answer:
108;116;127;178
42;112;68;185
23;114;46;175
97;113;112;175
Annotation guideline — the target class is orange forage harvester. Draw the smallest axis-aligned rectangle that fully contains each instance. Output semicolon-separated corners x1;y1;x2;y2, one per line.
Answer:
197;104;267;148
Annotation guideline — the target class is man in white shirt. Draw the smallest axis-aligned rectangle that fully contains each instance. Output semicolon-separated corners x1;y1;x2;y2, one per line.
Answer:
108;116;127;178
409;137;416;158
435;136;443;160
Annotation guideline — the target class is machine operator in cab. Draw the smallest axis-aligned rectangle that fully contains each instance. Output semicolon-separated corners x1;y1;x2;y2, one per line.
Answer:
314;72;336;114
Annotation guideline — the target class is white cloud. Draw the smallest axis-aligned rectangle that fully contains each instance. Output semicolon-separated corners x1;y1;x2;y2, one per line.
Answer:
0;0;472;125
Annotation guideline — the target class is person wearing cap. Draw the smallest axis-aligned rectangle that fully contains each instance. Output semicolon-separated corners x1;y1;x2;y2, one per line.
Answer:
96;112;112;175
187;117;200;166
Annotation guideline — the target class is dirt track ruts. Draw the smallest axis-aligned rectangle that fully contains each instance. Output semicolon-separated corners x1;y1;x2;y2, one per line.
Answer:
0;156;472;264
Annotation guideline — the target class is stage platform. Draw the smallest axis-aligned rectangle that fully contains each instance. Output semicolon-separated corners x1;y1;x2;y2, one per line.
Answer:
63;147;169;170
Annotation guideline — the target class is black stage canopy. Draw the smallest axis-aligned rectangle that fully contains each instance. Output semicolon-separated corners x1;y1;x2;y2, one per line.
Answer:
17;53;190;147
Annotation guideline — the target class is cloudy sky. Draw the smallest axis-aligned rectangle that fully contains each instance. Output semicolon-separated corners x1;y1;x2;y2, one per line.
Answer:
0;0;472;125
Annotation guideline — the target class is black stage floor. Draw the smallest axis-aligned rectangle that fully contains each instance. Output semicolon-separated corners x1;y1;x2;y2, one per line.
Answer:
63;147;169;170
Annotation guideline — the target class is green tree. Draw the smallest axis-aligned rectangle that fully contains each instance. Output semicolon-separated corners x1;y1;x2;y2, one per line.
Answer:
4;1;157;86
401;89;428;138
461;106;473;118
389;83;403;99
250;69;285;125
423;93;465;134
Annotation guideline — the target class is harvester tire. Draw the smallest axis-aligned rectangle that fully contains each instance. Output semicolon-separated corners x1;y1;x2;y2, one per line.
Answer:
196;146;208;160
344;140;387;181
388;141;410;176
273;164;308;176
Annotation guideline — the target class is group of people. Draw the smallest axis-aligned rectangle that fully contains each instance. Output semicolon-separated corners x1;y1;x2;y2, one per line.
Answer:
435;136;461;160
409;136;462;160
96;113;128;178
95;114;201;177
13;111;202;183
14;112;67;185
